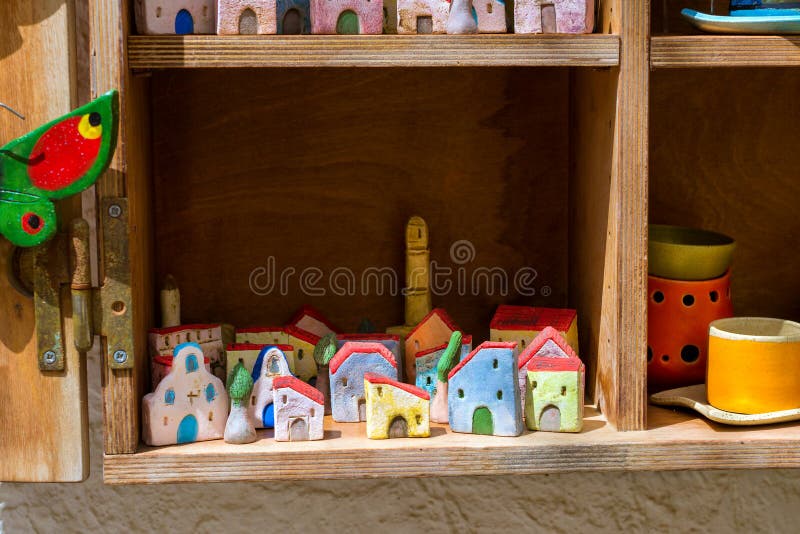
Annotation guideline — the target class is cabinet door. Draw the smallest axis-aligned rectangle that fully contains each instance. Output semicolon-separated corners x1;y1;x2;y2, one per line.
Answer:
0;0;90;482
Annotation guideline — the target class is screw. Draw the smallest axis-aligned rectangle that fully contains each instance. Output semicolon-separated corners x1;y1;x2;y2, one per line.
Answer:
43;350;57;365
113;350;128;364
108;204;122;218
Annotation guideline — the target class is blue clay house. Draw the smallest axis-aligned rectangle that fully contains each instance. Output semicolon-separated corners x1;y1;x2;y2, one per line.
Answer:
447;341;523;436
329;342;398;422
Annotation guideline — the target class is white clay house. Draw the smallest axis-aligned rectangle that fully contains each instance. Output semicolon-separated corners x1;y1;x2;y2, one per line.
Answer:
273;375;325;441
142;342;229;446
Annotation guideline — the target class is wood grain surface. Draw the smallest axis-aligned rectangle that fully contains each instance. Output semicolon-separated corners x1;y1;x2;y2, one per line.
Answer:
0;0;89;482
652;36;800;68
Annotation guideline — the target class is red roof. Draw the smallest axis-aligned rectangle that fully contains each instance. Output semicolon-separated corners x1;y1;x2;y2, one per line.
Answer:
364;373;430;400
149;324;220;336
517;326;578;369
338;333;400;342
448;341;518;380
236;326;286;334
490;305;577;332
153;354;210;366
527;356;584;372
462;335;473;346
287;305;341;333
273;376;324;405
406;308;461;339
416;343;447;359
286;325;322;345
226;343;293;352
329;342;397;375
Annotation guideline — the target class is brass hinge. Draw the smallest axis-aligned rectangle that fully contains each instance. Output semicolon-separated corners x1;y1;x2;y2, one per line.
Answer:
34;197;133;371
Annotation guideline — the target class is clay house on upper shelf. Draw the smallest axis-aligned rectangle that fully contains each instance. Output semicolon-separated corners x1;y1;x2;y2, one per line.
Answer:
218;0;278;34
364;374;430;439
148;324;224;390
310;0;384;34
288;305;340;339
473;0;508;32
404;308;462;384
235;326;290;346
249;347;293;429
329;342;398;422
448;341;523;437
142;343;229;446
516;326;579;412
514;0;595;35
276;0;312;33
135;0;217;34
490;304;579;355
273;376;325;441
396;0;450;33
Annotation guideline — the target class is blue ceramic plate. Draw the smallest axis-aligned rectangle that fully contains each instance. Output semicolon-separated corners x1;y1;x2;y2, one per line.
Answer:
682;8;800;34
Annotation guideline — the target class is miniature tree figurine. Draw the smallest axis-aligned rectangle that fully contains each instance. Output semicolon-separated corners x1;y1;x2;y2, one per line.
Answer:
431;330;462;423
314;333;338;415
224;361;257;444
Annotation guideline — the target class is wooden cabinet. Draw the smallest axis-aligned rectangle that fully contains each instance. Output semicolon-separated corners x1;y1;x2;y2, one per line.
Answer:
3;0;799;484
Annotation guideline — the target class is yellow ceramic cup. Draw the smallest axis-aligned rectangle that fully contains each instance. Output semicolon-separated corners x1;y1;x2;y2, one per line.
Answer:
708;318;800;414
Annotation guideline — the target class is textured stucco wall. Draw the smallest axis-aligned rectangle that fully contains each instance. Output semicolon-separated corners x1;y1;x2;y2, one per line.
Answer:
4;350;800;533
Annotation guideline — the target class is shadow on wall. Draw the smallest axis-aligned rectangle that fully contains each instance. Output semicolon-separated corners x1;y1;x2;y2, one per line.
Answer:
0;0;67;60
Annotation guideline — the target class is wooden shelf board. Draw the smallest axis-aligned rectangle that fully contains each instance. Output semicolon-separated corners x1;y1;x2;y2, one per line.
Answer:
127;34;620;69
103;405;800;484
652;35;800;68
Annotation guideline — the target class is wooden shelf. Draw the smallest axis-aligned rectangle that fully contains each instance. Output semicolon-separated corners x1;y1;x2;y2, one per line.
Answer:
652;35;800;68
127;34;620;69
103;406;800;484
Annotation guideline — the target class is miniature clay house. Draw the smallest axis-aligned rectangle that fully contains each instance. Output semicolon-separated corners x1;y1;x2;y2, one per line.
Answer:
142;342;229;446
415;335;472;397
473;0;508;33
514;0;594;34
337;333;403;380
516;326;578;412
134;0;217;34
288;305;340;339
404;308;462;383
490;304;579;354
148;324;224;390
397;0;449;33
273;376;325;441
277;0;311;33
248;347;293;428
218;0;278;34
447;341;523;436
310;0;384;35
525;355;585;433
364;373;430;439
329;342;398;422
225;343;295;377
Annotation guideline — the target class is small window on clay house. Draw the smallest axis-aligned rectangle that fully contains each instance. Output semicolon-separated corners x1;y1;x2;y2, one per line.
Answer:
311;408;316;417
268;356;281;375
165;388;175;405
186;354;199;373
282;395;288;404
342;377;348;387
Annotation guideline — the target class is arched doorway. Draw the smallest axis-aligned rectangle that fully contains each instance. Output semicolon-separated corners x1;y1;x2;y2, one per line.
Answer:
336;10;359;34
357;397;367;421
283;8;302;34
177;414;198;443
388;416;408;438
539;405;561;431
289;417;309;441
472;407;493;435
239;8;258;34
175;9;194;35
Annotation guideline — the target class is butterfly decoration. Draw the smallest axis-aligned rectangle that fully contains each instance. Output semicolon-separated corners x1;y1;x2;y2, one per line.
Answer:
0;90;119;247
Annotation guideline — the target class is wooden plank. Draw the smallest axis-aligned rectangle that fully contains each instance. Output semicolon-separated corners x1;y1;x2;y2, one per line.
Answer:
652;36;800;68
0;0;89;482
149;68;571;340
89;0;153;455
103;406;800;483
127;35;620;68
650;69;800;323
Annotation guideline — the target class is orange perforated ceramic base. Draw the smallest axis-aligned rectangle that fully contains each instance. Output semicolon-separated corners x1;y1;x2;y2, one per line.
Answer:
647;271;733;392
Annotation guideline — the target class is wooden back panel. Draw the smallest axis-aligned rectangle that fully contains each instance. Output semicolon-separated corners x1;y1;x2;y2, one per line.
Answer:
651;69;800;322
150;68;571;342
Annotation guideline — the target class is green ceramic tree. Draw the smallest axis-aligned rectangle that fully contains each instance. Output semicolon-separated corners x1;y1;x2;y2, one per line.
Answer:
437;331;463;383
227;361;253;407
314;333;338;415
